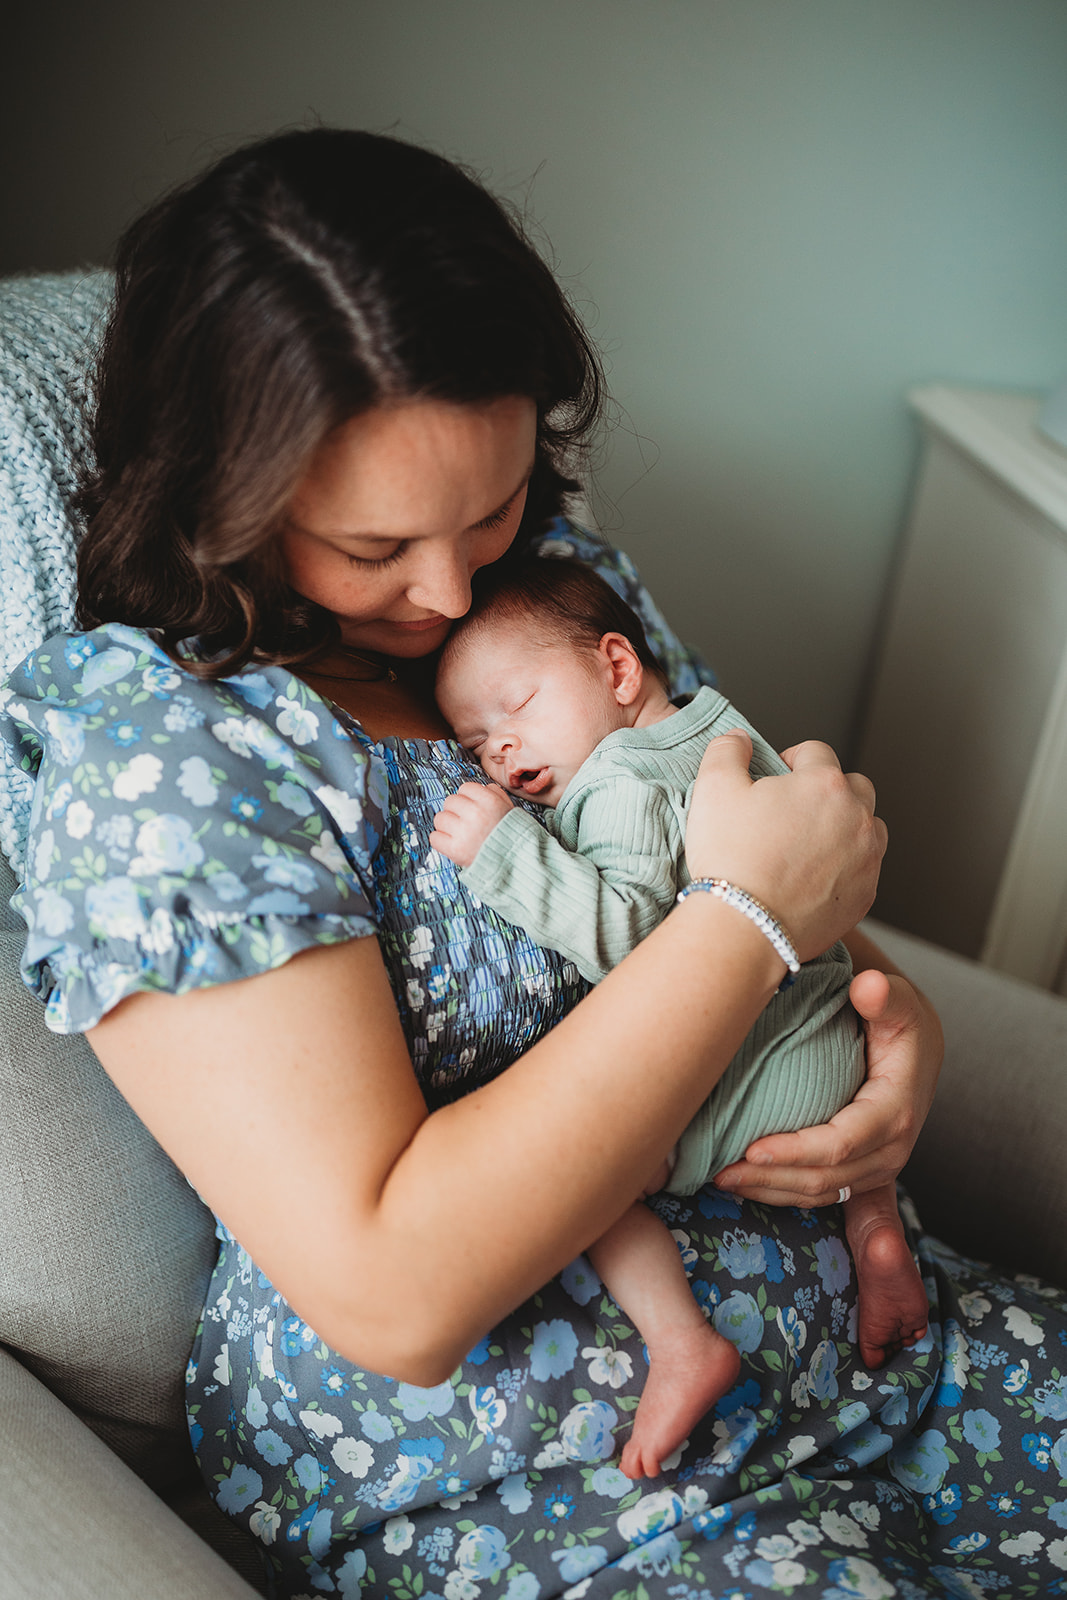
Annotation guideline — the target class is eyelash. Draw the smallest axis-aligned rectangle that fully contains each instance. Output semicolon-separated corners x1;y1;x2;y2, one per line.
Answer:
476;502;515;531
345;547;405;571
343;495;519;570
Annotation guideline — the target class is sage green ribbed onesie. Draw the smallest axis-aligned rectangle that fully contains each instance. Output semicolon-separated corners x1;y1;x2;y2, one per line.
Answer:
461;685;864;1193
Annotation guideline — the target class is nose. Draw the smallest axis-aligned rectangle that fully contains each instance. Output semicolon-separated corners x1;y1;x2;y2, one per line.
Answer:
406;538;474;619
484;728;518;767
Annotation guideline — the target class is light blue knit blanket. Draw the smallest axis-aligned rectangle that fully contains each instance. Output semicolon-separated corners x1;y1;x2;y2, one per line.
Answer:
0;270;113;874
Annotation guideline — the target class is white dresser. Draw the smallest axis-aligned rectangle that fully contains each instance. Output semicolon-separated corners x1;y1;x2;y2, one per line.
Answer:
857;384;1067;994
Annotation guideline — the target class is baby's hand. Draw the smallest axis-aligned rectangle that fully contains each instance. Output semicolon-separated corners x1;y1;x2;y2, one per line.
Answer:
431;782;515;867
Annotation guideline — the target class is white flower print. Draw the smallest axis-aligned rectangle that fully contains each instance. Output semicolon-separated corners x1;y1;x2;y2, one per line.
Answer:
820;1557;894;1598
768;1559;807;1590
85;878;146;940
212;1345;231;1386
440;1488;479;1510
786;1517;823;1548
849;1500;881;1530
299;1407;344;1439
275;696;320;745
532;1440;568;1469
582;1346;634;1389
444;1573;480;1600
33;828;55;883
309;830;350;875
959;1290;992;1324
852;1371;873;1390
406;979;426;1011
382;1515;414;1555
315;783;364;834
130;815;205;876
249;1500;280;1544
331;1436;374;1478
177;755;219;807
56;796;87;836
45;779;73;820
999;1529;1044;1558
671;1230;698;1272
820;1509;867;1548
112;753;164;801
142;663;182;696
1003;1305;1044;1346
33;888;74;936
790;1375;812;1409
275;779;313;816
140;907;176;957
756;1535;801;1562
210;717;259;758
1049;1536;1067;1570
408;925;434;969
659;1439;688;1472
780;1433;817;1469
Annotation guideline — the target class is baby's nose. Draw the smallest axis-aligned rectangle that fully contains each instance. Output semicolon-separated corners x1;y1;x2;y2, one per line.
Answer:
487;729;517;761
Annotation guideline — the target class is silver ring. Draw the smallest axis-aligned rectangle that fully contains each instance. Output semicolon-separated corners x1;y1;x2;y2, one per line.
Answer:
837;1185;851;1204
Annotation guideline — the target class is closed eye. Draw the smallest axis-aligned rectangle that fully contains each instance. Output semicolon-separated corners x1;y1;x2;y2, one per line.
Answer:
345;543;406;570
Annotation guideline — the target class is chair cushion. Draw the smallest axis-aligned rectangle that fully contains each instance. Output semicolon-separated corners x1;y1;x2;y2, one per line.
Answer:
0;1343;263;1598
0;854;220;1501
869;918;1067;1285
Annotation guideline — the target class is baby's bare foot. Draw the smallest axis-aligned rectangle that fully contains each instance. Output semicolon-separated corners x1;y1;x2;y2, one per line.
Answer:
620;1324;741;1480
845;1190;929;1369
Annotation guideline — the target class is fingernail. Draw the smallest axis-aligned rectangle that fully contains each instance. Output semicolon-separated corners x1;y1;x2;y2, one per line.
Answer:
748;1152;774;1166
714;1173;737;1191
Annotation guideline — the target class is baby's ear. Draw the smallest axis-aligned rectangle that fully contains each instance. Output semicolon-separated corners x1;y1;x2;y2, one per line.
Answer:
599;632;643;705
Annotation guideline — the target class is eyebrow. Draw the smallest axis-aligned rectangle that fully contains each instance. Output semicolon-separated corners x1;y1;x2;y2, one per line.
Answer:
291;461;537;544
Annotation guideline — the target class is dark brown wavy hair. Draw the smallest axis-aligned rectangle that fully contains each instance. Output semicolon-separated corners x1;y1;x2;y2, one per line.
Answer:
76;127;604;676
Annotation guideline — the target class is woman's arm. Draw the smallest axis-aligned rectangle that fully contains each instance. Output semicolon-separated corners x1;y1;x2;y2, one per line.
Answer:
89;732;885;1386
712;926;944;1206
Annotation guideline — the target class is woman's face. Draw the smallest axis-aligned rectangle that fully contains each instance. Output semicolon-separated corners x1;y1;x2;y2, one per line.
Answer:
282;397;538;657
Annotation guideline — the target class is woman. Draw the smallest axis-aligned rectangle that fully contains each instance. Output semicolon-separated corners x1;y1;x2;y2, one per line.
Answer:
3;129;1062;1600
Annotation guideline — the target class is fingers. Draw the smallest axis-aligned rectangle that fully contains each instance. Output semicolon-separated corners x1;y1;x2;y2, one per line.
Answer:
695;729;755;788
848;966;892;1022
777;738;842;773
713;1095;907;1207
713;1156;897;1209
778;744;877;812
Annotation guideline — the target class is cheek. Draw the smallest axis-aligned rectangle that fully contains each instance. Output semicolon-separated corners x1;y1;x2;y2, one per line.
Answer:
284;540;379;616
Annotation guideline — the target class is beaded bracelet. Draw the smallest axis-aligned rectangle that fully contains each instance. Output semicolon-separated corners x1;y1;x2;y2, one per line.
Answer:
675;877;800;989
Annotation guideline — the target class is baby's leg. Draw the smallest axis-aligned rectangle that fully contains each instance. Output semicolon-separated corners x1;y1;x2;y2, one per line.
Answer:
844;1183;929;1368
588;1201;740;1480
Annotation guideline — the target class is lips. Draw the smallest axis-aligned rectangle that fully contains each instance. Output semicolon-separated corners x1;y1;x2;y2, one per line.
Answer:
507;766;554;797
386;615;449;633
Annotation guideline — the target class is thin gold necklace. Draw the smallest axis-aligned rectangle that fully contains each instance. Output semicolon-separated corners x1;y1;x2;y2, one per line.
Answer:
303;646;398;685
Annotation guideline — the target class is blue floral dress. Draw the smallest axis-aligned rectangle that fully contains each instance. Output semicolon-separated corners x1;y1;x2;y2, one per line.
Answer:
3;525;1067;1600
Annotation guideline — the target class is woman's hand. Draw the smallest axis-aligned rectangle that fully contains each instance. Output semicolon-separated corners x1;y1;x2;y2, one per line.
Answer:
713;964;943;1206
685;731;887;962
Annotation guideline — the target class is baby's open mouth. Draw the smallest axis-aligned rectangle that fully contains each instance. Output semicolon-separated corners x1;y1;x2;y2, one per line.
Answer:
508;767;553;797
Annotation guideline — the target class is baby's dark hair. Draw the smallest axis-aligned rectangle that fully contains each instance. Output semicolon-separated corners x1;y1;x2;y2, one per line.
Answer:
442;557;668;685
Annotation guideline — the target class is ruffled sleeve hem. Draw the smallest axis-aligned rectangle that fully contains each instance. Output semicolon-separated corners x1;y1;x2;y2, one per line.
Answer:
21;906;378;1034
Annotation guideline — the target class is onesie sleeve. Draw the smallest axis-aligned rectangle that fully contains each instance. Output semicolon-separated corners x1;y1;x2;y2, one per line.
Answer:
460;774;683;984
0;625;388;1033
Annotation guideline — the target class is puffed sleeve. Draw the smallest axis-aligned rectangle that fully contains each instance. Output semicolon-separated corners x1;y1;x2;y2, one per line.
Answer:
532;519;718;700
0;624;389;1033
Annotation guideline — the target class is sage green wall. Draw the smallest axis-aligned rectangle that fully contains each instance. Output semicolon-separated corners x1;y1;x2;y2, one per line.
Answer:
5;0;1067;751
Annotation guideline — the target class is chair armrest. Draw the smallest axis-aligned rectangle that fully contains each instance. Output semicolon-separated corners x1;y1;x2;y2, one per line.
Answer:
0;1345;263;1600
864;919;1067;1285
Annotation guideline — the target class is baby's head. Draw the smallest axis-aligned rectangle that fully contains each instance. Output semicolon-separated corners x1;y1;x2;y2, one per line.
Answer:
436;559;669;805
